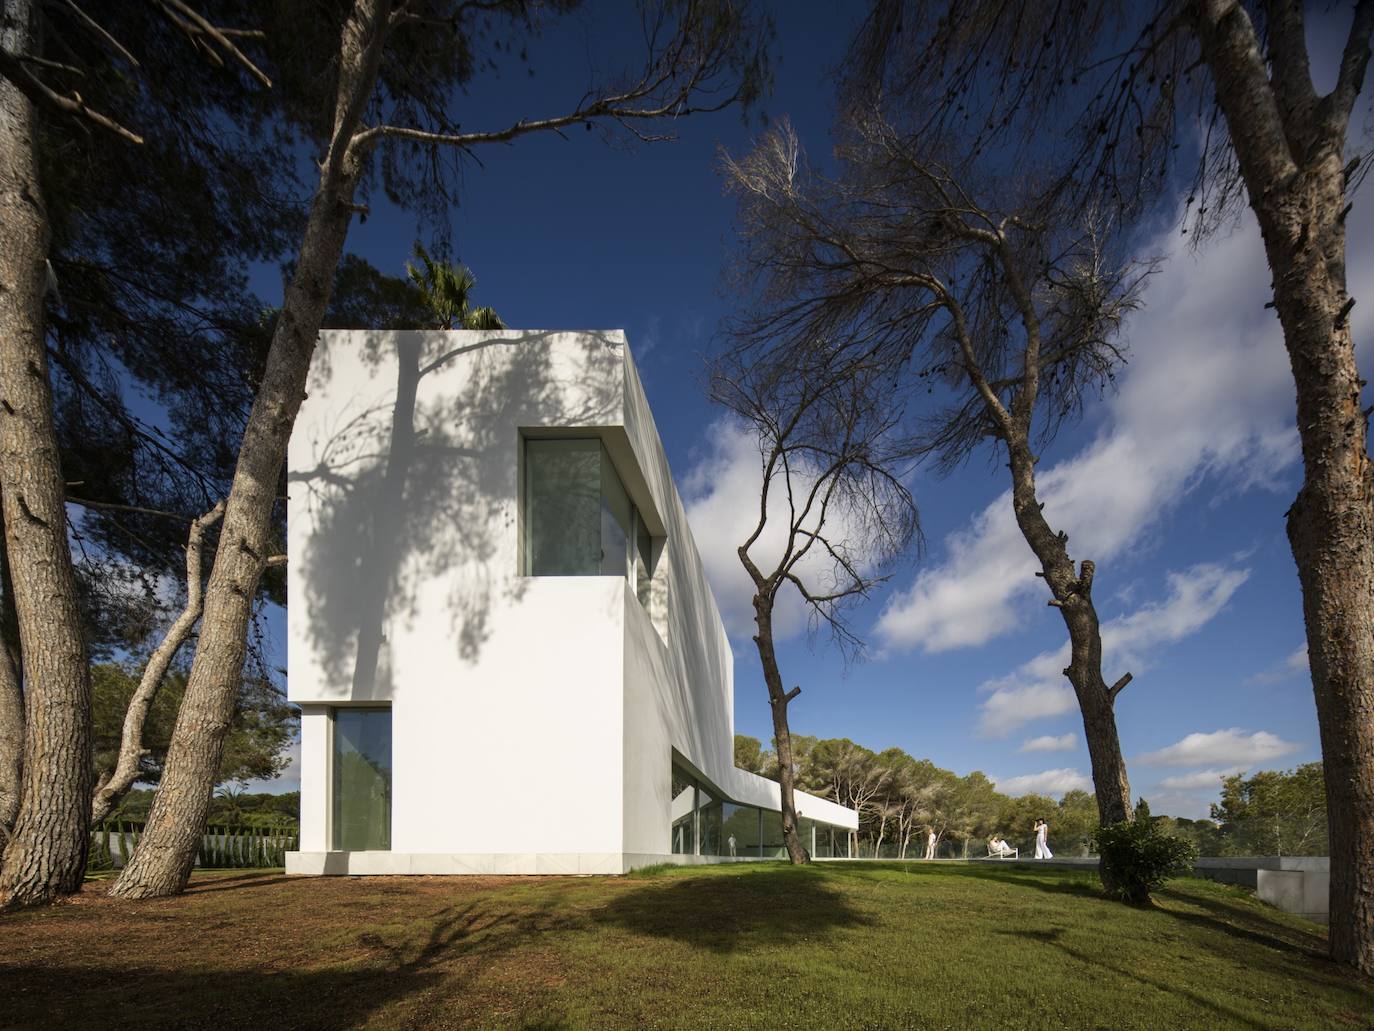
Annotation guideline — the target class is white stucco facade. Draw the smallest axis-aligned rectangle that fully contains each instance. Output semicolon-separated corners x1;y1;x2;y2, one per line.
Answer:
285;329;856;875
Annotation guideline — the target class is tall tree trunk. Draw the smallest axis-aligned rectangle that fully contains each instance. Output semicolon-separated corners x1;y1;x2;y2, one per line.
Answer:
90;502;224;826
1005;440;1133;830
0;504;24;838
1189;0;1374;975
951;220;1134;847
752;595;809;864
0;0;93;907
109;0;391;900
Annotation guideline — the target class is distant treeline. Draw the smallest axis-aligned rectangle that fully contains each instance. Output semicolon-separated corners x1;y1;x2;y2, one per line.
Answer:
737;736;1327;859
109;788;299;831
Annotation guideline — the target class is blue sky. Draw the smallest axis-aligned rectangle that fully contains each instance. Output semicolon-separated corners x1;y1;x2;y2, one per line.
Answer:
246;3;1368;818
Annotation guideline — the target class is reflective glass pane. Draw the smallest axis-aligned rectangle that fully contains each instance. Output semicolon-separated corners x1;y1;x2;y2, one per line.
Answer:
760;810;787;859
525;440;600;575
697;787;722;857
600;452;632;577
332;708;391;851
635;513;653;606
670;765;696;855
718;803;761;857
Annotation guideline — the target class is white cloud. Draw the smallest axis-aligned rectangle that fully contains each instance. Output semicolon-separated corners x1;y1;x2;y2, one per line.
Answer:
976;561;1249;736
1140;728;1301;768
1245;643;1309;686
874;213;1306;655
1020;733;1077;753
979;680;1077;738
1157;766;1249;791
682;418;886;640
993;768;1091;798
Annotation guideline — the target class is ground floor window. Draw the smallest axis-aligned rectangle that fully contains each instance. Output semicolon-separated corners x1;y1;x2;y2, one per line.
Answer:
760;810;786;859
333;707;392;851
671;765;696;855
671;757;847;858
719;803;761;857
810;821;838;859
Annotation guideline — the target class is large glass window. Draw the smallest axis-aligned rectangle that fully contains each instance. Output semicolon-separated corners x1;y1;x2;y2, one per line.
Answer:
671;765;696;855
718;803;762;857
524;439;602;575
670;756;847;860
524;438;656;595
634;513;653;606
332;708;392;851
698;787;722;857
600;450;632;577
760;810;787;859
813;823;836;859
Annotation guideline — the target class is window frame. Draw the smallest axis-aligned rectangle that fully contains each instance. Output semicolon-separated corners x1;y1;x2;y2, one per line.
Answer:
329;705;394;853
521;435;658;602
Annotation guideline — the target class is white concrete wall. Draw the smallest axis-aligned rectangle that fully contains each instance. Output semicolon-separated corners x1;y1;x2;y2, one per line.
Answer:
287;329;854;873
619;347;855;850
297;707;330;852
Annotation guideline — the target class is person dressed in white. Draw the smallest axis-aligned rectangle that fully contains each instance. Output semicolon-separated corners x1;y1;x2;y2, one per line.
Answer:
728;834;737;858
989;835;1014;857
1034;818;1053;859
924;827;937;860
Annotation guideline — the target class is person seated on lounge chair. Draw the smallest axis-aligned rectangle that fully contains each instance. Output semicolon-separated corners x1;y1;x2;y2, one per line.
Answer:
987;835;1017;858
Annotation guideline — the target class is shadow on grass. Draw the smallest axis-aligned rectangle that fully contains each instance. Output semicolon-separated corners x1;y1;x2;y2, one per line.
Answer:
995;925;1070;945
1157;883;1327;951
3;870;871;1028
1044;937;1274;1030
1;898;553;1030
184;873;295;895
591;865;871;954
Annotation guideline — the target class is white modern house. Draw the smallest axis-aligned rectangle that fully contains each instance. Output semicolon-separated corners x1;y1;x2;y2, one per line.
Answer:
285;329;856;875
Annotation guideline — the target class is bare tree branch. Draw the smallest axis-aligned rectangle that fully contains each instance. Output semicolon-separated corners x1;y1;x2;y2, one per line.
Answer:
148;0;272;87
57;0;140;68
0;47;144;143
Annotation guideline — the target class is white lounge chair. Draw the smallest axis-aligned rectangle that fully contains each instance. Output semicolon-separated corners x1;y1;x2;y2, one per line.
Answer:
986;841;1018;859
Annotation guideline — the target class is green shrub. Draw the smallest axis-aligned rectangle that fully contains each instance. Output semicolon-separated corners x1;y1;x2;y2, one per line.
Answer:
1093;799;1198;905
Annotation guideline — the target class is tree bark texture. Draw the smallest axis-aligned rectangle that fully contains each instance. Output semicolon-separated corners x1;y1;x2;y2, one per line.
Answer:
1189;0;1374;975
752;596;810;864
948;224;1135;848
0;0;93;907
1005;440;1132;830
0;503;24;838
90;501;225;826
108;0;391;900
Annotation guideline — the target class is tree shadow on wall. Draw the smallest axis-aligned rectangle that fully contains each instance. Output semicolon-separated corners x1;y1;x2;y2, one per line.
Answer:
292;331;623;696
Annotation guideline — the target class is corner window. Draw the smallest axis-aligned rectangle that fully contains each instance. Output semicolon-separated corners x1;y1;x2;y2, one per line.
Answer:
634;514;653;607
332;708;392;851
523;438;658;595
524;439;603;576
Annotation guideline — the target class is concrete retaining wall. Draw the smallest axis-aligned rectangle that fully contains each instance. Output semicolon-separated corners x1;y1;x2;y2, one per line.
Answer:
1008;855;1330;924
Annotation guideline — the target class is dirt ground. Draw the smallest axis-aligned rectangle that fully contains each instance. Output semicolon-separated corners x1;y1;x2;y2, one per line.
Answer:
2;871;587;1029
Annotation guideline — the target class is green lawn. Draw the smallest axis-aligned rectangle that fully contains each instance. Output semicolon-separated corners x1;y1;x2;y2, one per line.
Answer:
2;862;1370;1029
